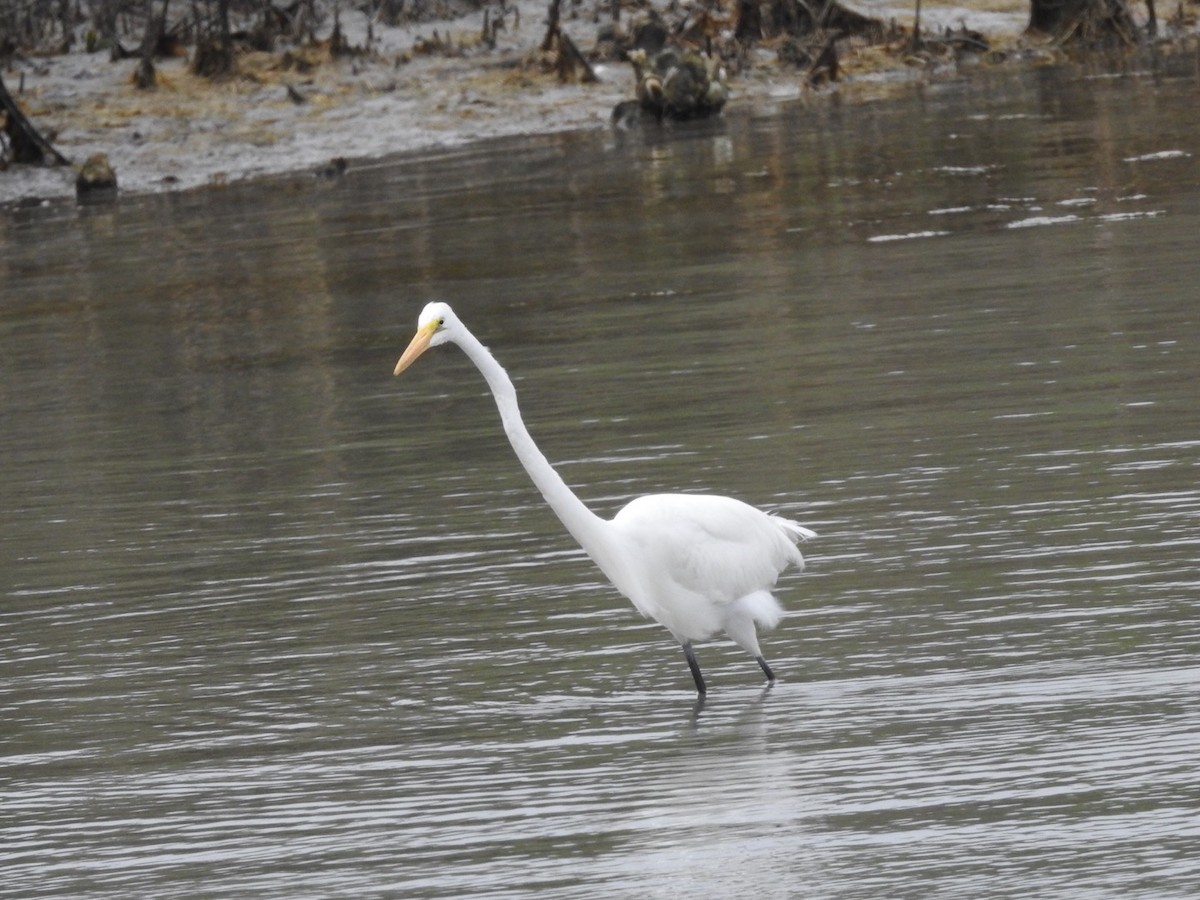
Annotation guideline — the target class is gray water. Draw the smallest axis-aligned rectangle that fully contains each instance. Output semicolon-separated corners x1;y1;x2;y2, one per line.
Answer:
3;64;1199;898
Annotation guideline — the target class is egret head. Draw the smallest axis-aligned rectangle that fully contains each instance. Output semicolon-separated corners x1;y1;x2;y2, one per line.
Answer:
394;301;458;375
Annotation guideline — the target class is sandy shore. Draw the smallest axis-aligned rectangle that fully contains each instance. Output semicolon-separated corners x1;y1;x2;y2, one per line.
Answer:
3;0;1033;204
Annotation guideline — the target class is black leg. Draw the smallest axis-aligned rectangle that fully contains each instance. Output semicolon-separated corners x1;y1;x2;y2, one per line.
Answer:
756;655;776;683
683;642;707;695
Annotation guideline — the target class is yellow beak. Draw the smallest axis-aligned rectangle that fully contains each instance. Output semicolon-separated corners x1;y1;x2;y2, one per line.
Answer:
393;322;437;375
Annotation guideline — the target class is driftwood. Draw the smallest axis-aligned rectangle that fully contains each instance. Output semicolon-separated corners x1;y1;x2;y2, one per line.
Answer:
0;71;71;166
555;30;598;83
541;0;598;83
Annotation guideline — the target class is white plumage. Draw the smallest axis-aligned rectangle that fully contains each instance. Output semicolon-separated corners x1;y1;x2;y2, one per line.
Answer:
394;302;816;694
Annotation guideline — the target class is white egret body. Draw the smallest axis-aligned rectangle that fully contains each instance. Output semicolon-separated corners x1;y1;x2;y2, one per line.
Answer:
394;302;816;694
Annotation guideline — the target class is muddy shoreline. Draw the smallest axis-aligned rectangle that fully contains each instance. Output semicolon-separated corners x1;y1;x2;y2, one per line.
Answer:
0;0;1150;206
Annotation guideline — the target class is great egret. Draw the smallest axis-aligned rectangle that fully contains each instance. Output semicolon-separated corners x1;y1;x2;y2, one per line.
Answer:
394;302;816;694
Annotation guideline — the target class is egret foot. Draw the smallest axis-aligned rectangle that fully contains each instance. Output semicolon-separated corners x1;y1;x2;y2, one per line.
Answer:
756;655;776;683
683;642;707;695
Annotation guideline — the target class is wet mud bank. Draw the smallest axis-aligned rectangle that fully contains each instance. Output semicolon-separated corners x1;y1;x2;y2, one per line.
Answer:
0;0;1193;205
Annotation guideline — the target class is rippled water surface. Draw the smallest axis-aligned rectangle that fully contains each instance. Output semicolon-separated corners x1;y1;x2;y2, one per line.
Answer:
3;66;1199;897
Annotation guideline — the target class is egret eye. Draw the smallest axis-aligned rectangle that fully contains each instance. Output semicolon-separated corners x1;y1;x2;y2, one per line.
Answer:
437;317;445;327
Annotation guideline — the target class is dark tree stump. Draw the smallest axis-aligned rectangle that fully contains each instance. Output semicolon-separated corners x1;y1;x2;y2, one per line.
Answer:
1028;0;1140;43
740;0;884;42
735;0;764;42
76;152;118;201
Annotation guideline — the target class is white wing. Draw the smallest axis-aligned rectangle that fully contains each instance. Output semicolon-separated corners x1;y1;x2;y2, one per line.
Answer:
608;493;812;642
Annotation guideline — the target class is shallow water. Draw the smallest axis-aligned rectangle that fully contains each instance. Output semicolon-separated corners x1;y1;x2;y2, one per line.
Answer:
3;65;1199;897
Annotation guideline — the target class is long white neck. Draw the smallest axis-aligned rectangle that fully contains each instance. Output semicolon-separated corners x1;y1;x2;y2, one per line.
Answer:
454;327;612;556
